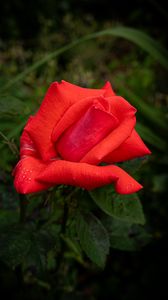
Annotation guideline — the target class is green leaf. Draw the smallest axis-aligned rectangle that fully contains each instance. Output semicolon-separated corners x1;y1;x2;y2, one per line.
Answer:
23;228;58;272
89;187;145;225
76;212;110;268
65;218;83;257
101;27;168;69
24;239;46;272
0;227;31;268
103;216;151;251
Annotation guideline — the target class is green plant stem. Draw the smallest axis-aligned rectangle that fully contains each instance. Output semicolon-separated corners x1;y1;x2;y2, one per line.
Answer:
56;200;69;271
61;201;69;236
55;187;80;275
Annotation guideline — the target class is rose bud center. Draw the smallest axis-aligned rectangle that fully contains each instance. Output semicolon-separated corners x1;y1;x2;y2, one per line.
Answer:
56;103;119;162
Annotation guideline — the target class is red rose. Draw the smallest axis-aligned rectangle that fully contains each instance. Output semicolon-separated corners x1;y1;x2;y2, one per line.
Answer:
13;80;151;194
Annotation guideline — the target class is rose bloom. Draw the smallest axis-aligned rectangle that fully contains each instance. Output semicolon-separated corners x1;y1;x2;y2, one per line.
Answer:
13;80;151;194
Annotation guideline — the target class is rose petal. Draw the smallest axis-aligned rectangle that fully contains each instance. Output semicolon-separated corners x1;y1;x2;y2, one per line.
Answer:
25;81;106;161
110;165;143;194
102;81;116;96
80;96;137;165
80;116;136;165
104;129;151;163
51;96;107;143
13;157;51;194
61;80;106;101
56;102;119;162
20;117;38;158
37;160;142;194
109;96;137;121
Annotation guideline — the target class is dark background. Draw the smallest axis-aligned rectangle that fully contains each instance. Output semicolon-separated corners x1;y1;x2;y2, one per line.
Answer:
0;1;168;299
0;0;167;43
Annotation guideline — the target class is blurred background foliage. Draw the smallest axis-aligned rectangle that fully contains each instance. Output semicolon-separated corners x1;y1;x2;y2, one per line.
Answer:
0;0;168;299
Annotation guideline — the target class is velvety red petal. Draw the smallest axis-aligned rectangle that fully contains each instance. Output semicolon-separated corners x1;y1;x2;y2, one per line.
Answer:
13;157;51;194
37;160;142;194
52;96;104;143
80;116;136;165
104;129;151;163
20;117;38;158
26;81;106;161
37;160;117;190
60;80;106;101
102;81;116;97
109;96;137;121
109;165;143;194
25;82;63;161
56;101;119;162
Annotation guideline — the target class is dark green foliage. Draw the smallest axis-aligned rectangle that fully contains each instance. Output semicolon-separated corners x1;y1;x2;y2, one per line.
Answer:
0;210;19;229
102;216;152;251
0;227;32;268
0;96;27;117
23;228;59;273
76;212;110;268
90;187;145;225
